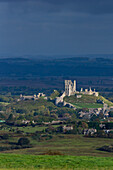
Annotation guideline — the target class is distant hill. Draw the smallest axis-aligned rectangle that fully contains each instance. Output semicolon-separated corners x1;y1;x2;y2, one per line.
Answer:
0;56;113;78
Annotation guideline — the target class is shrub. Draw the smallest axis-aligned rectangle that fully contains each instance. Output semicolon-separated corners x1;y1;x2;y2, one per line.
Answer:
18;137;30;146
16;130;24;134
43;150;63;155
32;133;40;141
1;134;9;140
98;145;113;152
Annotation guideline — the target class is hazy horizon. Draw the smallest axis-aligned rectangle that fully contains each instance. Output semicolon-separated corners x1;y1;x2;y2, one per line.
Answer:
0;53;113;60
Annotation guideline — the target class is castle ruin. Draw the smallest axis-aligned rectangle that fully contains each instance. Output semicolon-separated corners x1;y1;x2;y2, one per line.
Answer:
65;80;76;96
64;80;98;97
80;87;99;97
55;79;99;106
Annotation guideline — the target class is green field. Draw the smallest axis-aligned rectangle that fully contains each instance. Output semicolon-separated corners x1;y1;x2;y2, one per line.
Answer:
0;125;59;133
0;154;113;170
12;125;47;133
1;134;113;158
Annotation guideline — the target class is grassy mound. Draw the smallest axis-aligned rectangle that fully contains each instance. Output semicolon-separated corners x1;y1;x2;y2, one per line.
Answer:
0;154;113;169
64;94;113;108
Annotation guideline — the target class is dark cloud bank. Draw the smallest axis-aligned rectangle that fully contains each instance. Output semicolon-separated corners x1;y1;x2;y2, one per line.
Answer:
0;0;113;56
1;0;113;15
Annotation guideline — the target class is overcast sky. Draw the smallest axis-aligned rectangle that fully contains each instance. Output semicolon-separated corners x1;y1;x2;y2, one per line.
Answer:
0;0;113;57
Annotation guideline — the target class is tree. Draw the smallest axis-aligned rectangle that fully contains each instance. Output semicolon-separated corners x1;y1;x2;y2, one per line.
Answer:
82;122;88;129
7;114;14;121
17;115;24;120
57;126;63;133
88;121;100;130
18;137;30;146
50;90;60;100
34;111;39;116
99;112;104;119
16;108;28;114
109;111;113;117
1;134;9;140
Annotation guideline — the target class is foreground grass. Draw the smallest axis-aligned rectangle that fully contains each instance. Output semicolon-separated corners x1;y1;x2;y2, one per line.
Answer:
0;154;113;170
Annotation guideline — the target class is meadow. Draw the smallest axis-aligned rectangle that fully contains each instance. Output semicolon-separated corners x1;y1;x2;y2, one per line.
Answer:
1;134;113;158
0;154;113;170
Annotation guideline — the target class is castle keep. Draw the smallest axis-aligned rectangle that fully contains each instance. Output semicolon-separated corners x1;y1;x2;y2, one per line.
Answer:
65;80;76;96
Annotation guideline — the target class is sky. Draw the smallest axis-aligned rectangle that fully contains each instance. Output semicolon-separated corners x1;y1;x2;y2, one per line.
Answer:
0;0;113;57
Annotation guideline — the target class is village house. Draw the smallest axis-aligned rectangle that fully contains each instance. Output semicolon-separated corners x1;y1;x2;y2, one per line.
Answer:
84;128;97;135
51;120;63;125
22;120;34;124
63;125;73;132
19;93;46;101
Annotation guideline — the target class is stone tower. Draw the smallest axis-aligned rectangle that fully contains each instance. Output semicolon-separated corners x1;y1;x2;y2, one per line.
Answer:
73;80;76;92
65;80;76;96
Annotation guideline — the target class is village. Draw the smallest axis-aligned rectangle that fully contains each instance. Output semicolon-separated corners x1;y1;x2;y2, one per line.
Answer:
4;80;111;137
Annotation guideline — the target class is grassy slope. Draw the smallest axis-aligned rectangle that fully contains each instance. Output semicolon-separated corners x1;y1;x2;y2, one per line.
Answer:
73;103;103;108
99;96;113;106
2;134;113;157
0;154;113;170
0;102;9;106
64;94;113;108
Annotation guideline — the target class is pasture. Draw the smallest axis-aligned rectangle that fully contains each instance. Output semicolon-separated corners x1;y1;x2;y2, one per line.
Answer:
2;134;113;157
